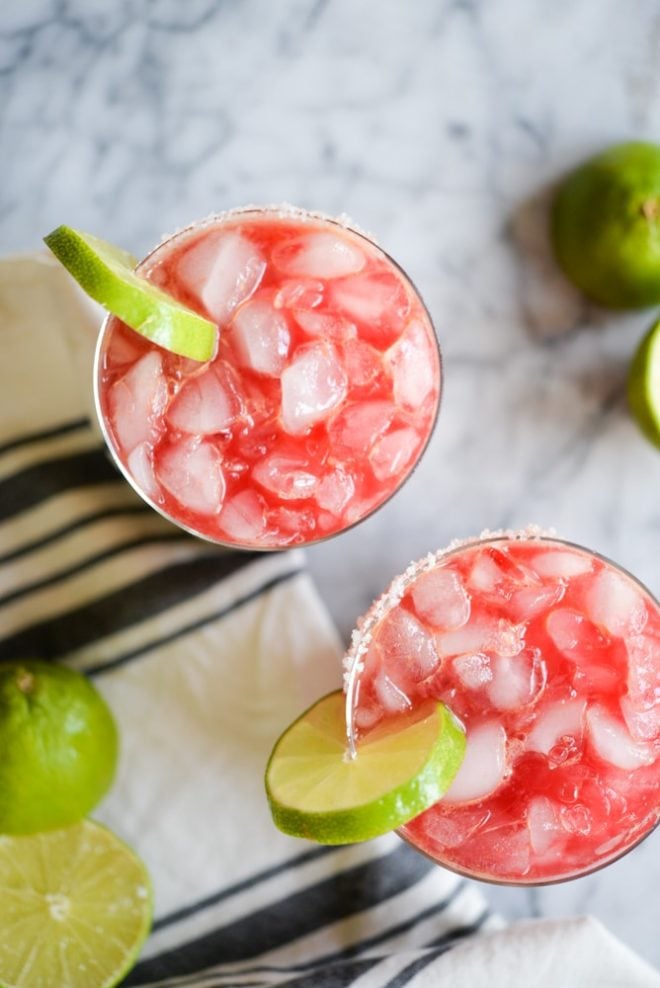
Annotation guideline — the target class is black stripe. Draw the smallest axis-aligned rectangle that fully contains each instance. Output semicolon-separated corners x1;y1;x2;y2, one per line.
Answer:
0;417;90;457
0;505;152;565
87;567;303;675
0;551;259;662
261;956;377;988
382;908;491;988
123;843;434;985
0;533;190;609
153;846;340;934
0;447;120;521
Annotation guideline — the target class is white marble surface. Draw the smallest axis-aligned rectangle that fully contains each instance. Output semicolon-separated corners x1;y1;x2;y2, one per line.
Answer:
2;0;659;972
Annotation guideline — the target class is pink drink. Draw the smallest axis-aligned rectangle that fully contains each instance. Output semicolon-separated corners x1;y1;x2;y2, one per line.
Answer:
94;208;440;549
346;534;659;883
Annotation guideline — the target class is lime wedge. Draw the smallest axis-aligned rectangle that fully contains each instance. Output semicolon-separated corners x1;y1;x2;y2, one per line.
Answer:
265;691;466;844
628;318;660;447
0;820;152;988
44;225;217;361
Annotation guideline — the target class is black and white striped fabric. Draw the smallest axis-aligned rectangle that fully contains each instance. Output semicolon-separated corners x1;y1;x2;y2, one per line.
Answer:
0;255;497;987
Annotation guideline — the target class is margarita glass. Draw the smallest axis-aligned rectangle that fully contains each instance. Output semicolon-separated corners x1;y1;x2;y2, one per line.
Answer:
345;532;659;884
93;207;440;550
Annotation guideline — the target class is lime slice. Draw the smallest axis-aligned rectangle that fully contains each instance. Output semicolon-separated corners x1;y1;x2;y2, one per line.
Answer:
44;225;217;361
628;318;660;447
0;820;152;988
266;691;466;844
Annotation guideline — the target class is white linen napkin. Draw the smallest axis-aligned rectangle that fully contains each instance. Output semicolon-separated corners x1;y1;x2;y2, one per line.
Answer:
1;254;657;988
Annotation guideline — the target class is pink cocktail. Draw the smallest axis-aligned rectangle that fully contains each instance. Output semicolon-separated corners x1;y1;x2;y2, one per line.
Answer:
94;207;440;549
345;533;659;884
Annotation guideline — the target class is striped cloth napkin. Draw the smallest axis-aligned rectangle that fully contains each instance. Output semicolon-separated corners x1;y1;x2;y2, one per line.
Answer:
2;254;658;988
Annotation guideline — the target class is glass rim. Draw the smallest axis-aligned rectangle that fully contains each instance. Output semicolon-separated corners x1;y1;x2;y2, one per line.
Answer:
343;529;659;886
92;203;443;552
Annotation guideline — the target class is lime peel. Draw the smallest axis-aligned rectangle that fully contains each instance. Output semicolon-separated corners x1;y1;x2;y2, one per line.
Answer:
44;225;217;361
628;317;660;447
266;691;466;845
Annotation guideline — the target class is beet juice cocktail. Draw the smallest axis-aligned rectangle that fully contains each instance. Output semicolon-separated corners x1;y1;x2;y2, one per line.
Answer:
345;534;659;884
93;207;440;549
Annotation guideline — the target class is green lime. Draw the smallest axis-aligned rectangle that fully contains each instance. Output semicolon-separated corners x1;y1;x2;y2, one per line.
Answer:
265;691;466;844
44;225;217;361
0;819;152;988
628;317;660;447
551;141;660;308
0;661;118;834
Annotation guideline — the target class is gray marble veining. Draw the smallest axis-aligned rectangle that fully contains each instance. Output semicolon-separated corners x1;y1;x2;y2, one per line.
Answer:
1;0;659;971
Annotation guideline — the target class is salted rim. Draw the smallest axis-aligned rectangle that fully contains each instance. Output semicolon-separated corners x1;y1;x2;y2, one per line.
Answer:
342;525;659;756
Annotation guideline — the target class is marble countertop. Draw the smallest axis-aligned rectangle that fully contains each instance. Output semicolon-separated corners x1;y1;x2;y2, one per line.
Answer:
2;0;659;972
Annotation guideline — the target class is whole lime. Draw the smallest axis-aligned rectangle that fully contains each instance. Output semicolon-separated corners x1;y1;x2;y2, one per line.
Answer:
552;141;660;308
0;660;118;834
628;317;660;447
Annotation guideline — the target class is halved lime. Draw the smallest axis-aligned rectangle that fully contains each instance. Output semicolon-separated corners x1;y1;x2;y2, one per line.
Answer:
44;225;217;361
0;819;152;988
266;691;466;844
628;318;660;447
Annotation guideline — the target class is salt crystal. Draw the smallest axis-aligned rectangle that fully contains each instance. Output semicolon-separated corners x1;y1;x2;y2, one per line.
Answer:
109;352;168;453
280;342;348;435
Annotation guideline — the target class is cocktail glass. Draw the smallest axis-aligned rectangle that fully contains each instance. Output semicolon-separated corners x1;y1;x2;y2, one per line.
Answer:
93;206;441;550
344;531;659;885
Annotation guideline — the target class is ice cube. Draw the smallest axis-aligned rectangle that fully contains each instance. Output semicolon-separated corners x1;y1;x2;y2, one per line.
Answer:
488;649;547;711
126;442;159;501
586;704;655;770
507;583;565;622
106;327;145;368
331;271;411;347
270;506;317;539
272;231;366;279
452;653;493;690
231;298;290;377
218;490;267;543
369;427;419;481
468;552;505;593
341;337;383;388
411;567;470;631
525;699;586;755
373;669;413;713
280;342;348;435
625;634;660;710
442;720;507;803
156;438;225;515
315;466;355;516
620;695;660;743
377;606;440;680
530;549;593;580
384;320;436;412
177;230;266;324
273;279;324;310
293;310;356;341
252;452;319;500
436;618;524;659
417;806;491;849
329;400;395;454
109;351;168;453
583;569;648;637
527;797;564;854
167;363;242;435
459;823;531;878
546;608;607;656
